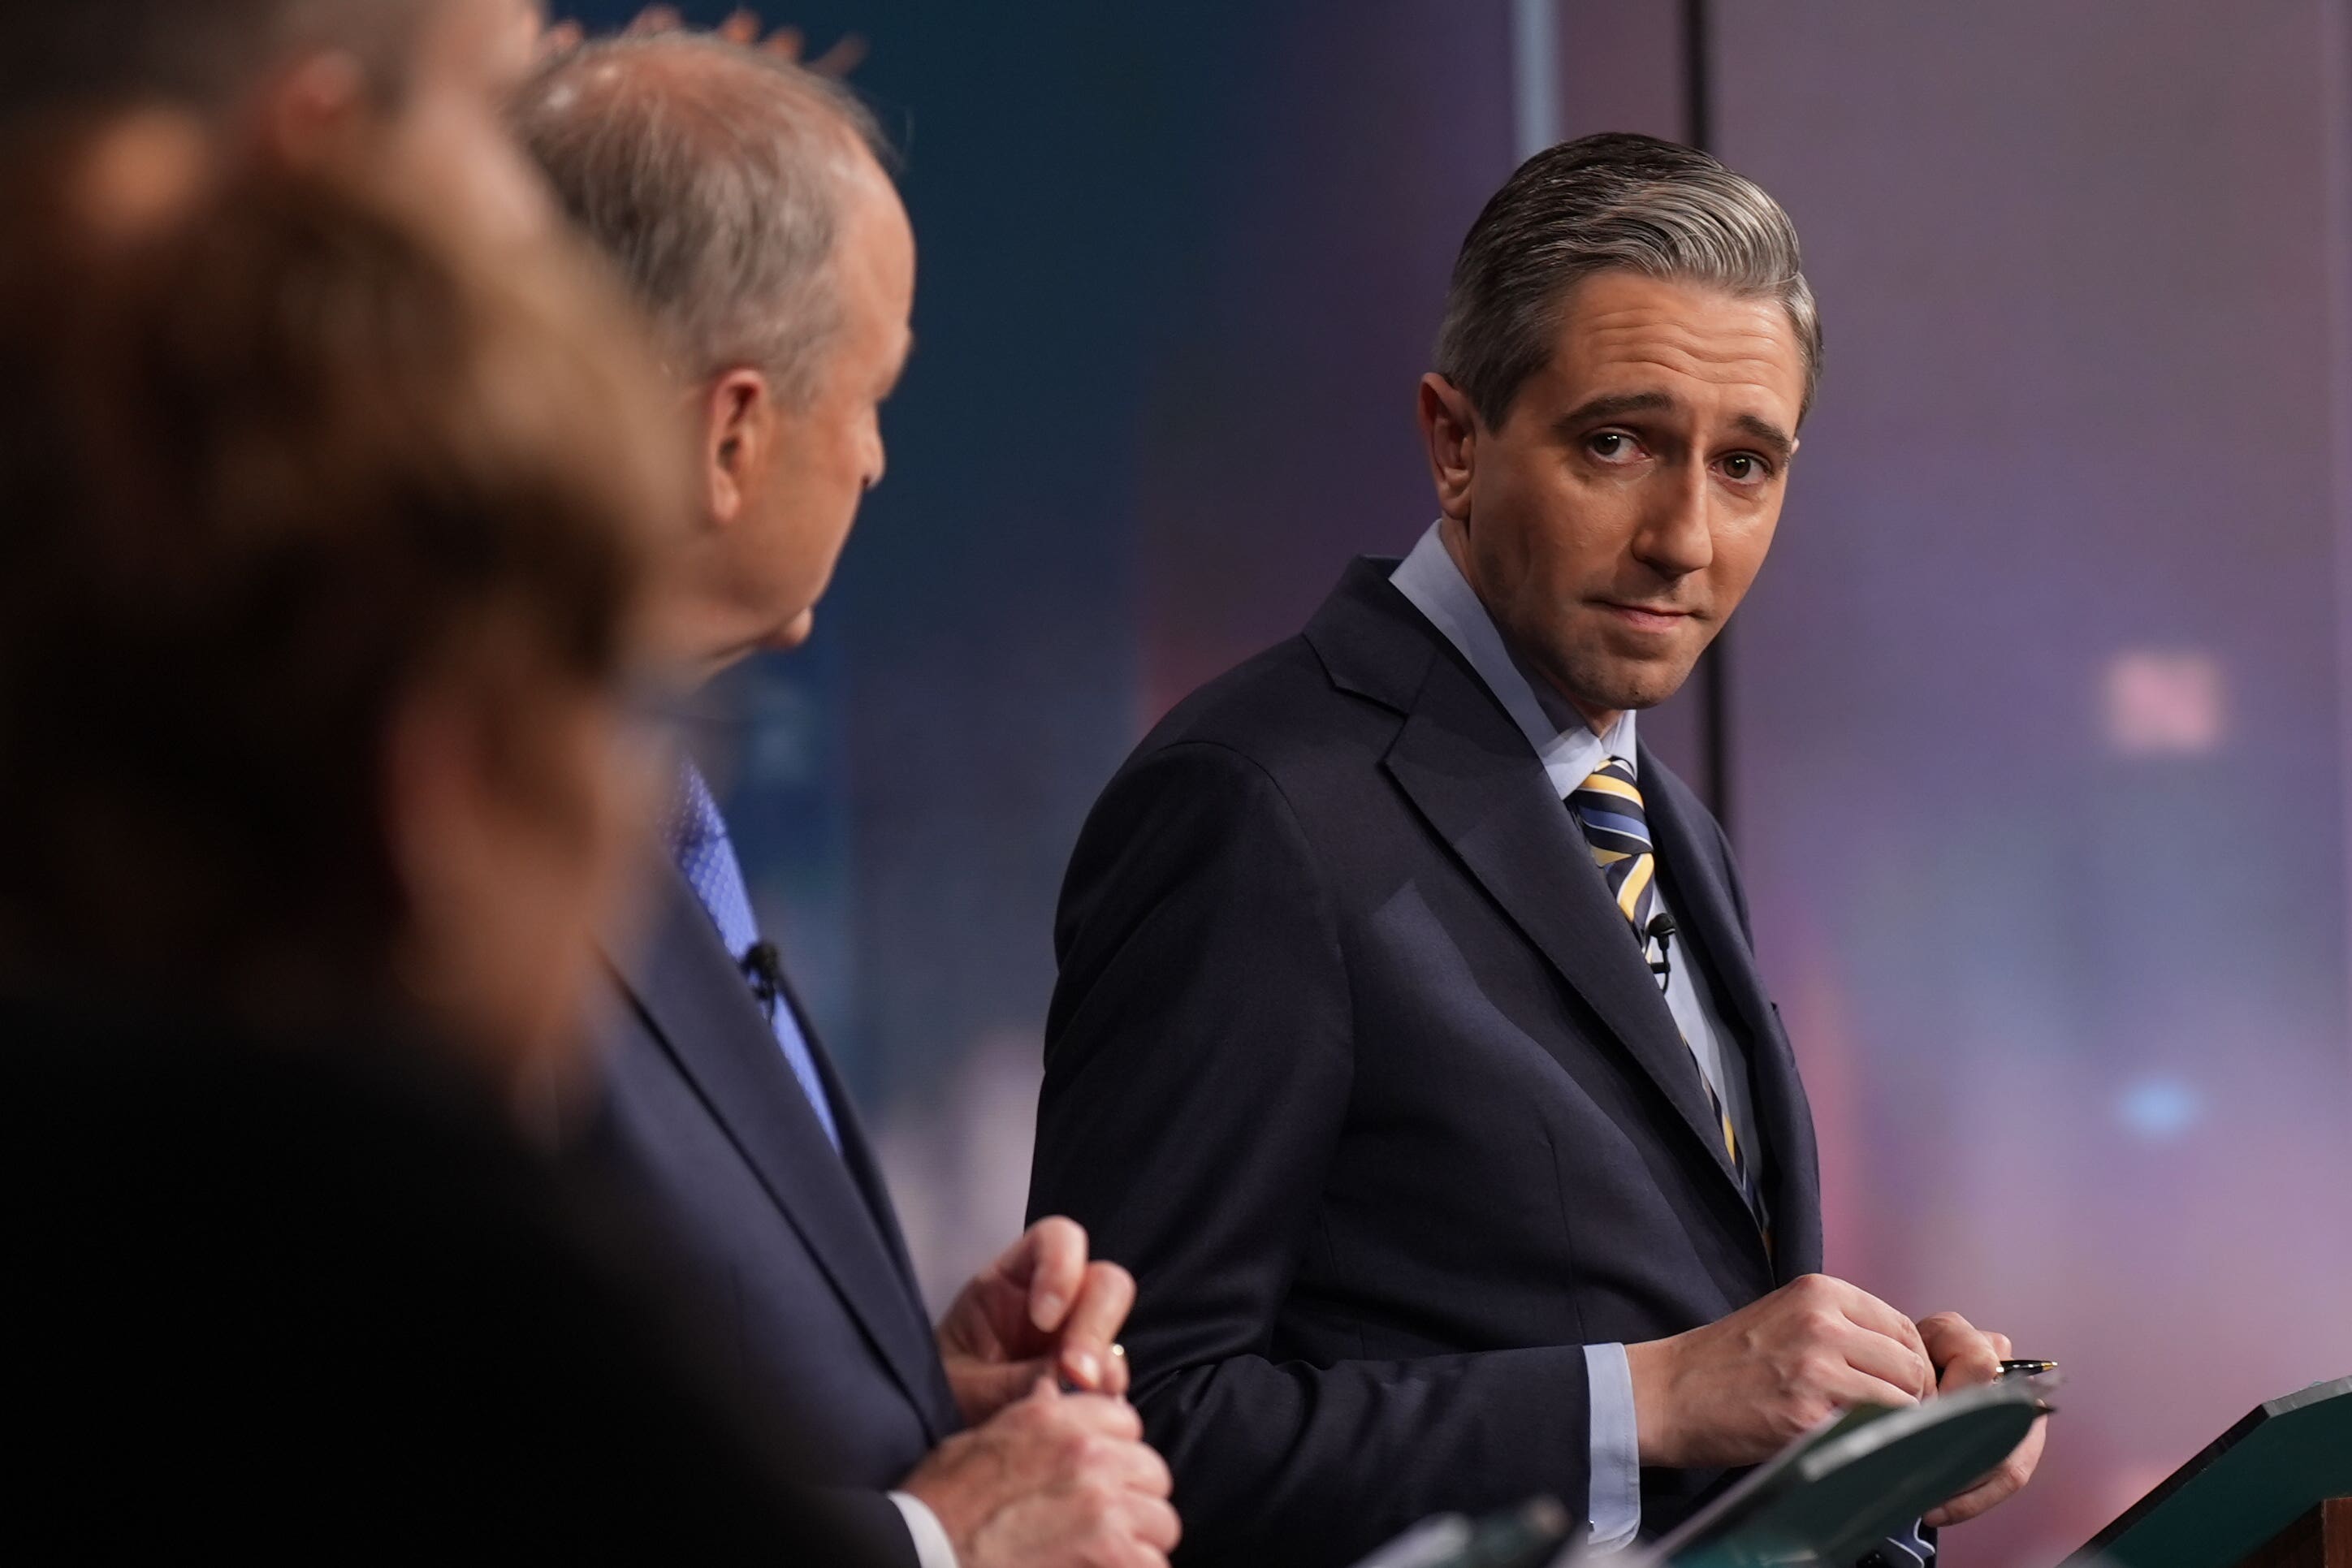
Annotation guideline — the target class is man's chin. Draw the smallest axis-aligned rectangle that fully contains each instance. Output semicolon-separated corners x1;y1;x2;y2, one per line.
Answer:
1548;651;1702;719
767;607;817;651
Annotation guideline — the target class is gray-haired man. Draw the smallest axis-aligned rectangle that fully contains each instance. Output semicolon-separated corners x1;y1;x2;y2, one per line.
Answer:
1027;133;2043;1565
514;32;1177;1568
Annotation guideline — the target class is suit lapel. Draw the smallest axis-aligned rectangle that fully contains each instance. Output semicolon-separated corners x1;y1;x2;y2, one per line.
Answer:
777;967;936;1319
1640;752;1823;1281
1380;649;1752;1211
780;972;964;1423
606;859;953;1441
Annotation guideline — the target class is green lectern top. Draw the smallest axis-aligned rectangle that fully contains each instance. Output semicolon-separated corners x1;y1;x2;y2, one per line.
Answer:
1642;1378;2053;1567
2070;1376;2352;1568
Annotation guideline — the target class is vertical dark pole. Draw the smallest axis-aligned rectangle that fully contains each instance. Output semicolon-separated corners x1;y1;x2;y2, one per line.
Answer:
1681;0;1734;837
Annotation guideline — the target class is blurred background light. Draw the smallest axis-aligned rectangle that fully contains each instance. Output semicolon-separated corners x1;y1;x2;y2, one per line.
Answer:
2115;1075;2203;1141
2103;650;2227;758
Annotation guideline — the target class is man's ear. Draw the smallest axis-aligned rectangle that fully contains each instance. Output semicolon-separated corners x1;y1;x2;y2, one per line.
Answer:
701;368;776;529
1416;373;1480;522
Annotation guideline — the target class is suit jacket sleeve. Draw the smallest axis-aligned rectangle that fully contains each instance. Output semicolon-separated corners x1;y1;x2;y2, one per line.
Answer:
1030;741;1594;1566
831;1490;923;1568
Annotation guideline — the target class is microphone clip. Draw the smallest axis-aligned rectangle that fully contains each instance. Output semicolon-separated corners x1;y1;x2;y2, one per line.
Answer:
1642;912;1676;985
741;940;785;1015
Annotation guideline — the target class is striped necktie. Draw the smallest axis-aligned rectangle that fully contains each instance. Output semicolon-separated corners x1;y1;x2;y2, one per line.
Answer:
1567;757;1752;1198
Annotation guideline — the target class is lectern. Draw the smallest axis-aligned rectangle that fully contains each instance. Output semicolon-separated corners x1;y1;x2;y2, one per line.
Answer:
2069;1377;2352;1568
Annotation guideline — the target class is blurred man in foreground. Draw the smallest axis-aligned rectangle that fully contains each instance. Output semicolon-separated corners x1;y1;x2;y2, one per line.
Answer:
0;141;874;1557
1028;134;2044;1565
514;31;1178;1568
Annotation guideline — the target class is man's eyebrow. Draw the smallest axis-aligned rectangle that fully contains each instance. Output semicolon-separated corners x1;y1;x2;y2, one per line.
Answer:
1552;391;1675;435
1731;412;1796;462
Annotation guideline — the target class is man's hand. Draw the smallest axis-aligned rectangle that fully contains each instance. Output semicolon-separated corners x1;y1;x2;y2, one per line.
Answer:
1916;1311;2048;1527
1626;1274;1936;1468
936;1216;1136;1425
899;1380;1180;1568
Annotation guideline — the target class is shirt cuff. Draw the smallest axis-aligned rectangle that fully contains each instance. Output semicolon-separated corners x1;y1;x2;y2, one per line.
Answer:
888;1491;960;1568
1584;1341;1642;1551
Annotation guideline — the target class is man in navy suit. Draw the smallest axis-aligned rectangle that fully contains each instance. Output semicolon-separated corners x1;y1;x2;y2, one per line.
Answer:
516;32;1178;1568
1028;134;2045;1566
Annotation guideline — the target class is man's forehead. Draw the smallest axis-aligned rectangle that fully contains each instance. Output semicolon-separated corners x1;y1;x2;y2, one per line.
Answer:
1543;273;1806;422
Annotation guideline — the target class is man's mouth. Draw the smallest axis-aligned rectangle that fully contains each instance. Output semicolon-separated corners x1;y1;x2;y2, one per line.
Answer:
1596;601;1697;633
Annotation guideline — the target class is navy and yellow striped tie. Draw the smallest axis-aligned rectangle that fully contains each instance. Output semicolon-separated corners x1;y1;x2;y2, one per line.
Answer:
1567;757;1752;1194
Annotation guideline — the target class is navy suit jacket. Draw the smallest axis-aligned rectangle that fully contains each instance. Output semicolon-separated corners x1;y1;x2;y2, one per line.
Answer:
1028;559;1824;1566
583;858;962;1566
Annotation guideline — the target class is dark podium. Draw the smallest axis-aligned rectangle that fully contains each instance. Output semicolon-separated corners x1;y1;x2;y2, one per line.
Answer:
2069;1377;2352;1568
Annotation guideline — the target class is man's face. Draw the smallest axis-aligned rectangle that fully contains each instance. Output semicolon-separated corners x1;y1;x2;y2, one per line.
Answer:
1424;270;1807;729
729;153;915;653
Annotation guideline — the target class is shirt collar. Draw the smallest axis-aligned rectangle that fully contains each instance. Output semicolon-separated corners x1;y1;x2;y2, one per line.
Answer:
1390;520;1637;799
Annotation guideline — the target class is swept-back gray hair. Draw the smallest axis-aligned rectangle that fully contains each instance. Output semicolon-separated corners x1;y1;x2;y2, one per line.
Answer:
1435;132;1821;428
512;32;891;402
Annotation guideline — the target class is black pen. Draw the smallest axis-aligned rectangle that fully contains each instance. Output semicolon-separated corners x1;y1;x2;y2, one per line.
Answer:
1999;1359;2057;1379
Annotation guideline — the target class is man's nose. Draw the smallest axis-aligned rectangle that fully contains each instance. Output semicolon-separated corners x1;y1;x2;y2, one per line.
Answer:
1632;461;1714;578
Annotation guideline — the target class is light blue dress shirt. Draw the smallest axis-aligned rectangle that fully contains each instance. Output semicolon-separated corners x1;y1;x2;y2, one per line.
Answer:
1390;521;1764;1551
664;763;842;1152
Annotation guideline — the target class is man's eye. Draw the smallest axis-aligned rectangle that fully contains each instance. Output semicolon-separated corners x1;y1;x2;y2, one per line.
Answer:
1720;453;1767;482
1588;431;1640;462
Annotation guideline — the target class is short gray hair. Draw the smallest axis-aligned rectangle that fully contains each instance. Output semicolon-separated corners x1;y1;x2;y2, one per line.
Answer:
1434;132;1821;428
511;32;890;402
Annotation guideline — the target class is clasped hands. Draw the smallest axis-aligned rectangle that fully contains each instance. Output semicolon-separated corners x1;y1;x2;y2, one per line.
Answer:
1626;1274;2047;1528
901;1217;1180;1568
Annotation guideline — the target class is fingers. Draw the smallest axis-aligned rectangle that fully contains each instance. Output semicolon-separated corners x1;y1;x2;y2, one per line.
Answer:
624;5;681;37
1089;1428;1175;1499
1816;1343;1926;1414
953;1359;1056;1423
1012;1216;1092;1334
1830;1320;1931;1406
1830;1281;1930;1362
1122;1492;1182;1553
1044;1390;1145;1443
1917;1311;2003;1391
1809;1278;1930;1395
1056;1262;1137;1393
1924;1415;2047;1526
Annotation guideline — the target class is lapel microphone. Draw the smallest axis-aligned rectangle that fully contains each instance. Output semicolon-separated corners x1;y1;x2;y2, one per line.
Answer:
741;940;785;1015
1643;912;1676;986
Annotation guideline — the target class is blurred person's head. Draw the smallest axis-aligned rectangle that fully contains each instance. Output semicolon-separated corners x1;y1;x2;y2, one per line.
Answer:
1417;132;1818;732
0;151;691;1108
512;32;914;678
2;0;551;244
